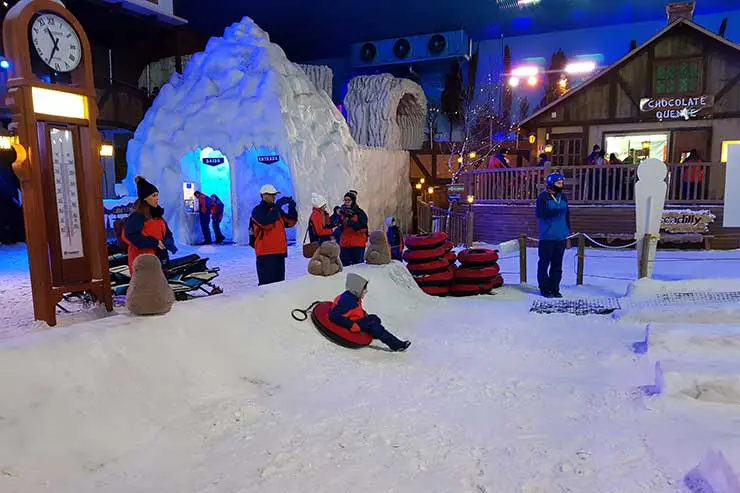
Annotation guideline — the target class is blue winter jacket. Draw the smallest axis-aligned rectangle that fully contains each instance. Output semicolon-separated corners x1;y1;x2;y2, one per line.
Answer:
536;190;571;241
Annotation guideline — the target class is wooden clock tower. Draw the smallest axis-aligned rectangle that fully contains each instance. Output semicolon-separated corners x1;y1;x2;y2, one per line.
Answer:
3;0;112;326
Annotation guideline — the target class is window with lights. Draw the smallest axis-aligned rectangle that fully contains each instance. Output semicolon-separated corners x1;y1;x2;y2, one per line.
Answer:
654;58;702;96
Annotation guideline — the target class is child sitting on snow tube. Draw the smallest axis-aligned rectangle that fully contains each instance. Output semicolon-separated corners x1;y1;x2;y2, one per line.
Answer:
329;273;411;352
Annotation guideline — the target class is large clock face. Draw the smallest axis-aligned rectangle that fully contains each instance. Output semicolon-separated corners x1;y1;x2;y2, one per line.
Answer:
30;13;81;73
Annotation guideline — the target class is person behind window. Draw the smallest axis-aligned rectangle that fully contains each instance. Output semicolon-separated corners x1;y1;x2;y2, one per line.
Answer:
681;149;704;200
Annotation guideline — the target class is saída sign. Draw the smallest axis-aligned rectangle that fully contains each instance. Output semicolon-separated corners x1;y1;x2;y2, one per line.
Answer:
640;95;713;121
202;156;225;166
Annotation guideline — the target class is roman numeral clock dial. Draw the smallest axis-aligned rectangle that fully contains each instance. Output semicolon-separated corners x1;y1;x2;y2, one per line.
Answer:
30;13;81;73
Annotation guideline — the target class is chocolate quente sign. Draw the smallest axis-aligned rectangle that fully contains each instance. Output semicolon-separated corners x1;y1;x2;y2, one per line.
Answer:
640;95;713;120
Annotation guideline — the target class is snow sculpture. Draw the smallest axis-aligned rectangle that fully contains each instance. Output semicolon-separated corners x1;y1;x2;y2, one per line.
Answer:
344;74;427;150
635;158;667;278
126;18;362;245
723;143;740;227
297;64;333;97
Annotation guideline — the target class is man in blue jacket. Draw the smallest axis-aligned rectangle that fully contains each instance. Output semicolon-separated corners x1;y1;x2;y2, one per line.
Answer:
536;173;570;298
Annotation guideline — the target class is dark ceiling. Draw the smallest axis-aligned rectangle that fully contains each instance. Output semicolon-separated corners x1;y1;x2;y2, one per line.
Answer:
174;0;739;61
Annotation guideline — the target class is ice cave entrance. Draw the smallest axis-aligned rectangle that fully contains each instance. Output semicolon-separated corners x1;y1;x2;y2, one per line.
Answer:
180;147;234;245
233;146;297;245
178;146;296;246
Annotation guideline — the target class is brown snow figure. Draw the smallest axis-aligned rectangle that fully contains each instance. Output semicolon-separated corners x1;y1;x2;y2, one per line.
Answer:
364;230;391;265
308;240;343;277
126;254;175;315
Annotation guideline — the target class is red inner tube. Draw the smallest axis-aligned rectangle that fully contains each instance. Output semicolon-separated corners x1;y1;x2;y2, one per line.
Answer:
421;285;450;296
491;275;504;289
454;265;500;280
406;258;451;275
310;302;373;348
443;241;454;252
403;245;446;263
451;280;495;295
444;252;457;265
414;269;453;287
458;248;499;266
405;232;448;250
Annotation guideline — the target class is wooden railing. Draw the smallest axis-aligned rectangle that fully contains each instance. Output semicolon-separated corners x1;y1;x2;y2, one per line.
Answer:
463;162;724;204
416;200;473;246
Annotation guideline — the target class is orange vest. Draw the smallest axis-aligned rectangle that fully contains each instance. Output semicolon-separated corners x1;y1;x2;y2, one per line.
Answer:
253;214;297;256
332;294;366;332
121;217;167;273
340;213;368;248
310;208;334;238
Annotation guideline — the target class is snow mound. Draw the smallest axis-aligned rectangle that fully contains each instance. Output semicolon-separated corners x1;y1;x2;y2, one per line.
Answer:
649;324;740;360
657;360;740;405
626;278;740;299
0;262;435;491
344;74;427;150
126;17;359;245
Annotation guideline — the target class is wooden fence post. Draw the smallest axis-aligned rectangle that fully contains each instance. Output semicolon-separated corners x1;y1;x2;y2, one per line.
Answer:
466;210;474;247
638;234;651;279
576;233;585;286
519;234;528;284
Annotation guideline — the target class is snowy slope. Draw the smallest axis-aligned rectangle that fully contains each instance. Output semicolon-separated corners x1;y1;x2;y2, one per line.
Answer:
2;257;740;491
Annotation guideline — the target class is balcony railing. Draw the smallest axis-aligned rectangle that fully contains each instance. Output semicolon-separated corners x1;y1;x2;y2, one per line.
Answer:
463;162;724;205
417;200;473;246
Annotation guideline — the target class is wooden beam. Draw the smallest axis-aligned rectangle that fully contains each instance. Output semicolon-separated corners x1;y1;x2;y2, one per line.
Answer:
608;73;618;119
431;141;438;178
715;69;740;104
616;73;642;113
410;152;432;181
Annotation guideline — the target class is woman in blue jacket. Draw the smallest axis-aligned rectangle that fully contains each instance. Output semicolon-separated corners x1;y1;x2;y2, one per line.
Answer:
535;172;570;298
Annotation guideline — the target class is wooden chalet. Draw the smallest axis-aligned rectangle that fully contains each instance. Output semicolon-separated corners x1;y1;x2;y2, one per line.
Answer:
460;14;740;249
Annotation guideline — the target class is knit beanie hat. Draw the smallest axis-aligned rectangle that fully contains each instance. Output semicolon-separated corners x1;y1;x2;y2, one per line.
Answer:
311;193;327;208
135;176;159;201
344;190;357;204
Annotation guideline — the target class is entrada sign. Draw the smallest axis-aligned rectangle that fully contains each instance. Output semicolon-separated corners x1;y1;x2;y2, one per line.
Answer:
258;155;280;164
639;95;713;121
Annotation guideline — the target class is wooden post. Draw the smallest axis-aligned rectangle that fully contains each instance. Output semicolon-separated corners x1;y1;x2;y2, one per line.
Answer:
576;233;585;286
519;234;528;284
638;234;651;279
466;210;474;247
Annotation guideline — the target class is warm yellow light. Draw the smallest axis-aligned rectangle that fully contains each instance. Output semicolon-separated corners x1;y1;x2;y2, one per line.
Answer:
528;135;536;144
558;78;568;89
12;143;27;166
0;136;11;149
721;140;740;163
457;156;463;164
32;87;88;120
419;177;425;184
100;144;114;157
641;141;651;150
527;76;538;87
544;144;553;153
467;195;475;204
427;186;434;194
415;182;422;190
468;151;477;159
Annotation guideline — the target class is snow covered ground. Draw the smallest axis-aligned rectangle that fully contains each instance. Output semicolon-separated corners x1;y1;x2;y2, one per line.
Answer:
1;244;740;492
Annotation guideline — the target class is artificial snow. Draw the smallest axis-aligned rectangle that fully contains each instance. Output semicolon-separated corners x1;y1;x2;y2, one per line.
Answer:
2;243;740;491
297;63;333;97
126;17;413;246
344;74;427;150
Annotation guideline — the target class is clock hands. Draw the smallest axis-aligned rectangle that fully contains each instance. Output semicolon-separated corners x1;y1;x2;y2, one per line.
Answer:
45;27;60;65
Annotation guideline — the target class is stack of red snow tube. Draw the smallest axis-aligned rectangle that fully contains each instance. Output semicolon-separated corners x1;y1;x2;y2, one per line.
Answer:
452;248;504;296
403;233;503;297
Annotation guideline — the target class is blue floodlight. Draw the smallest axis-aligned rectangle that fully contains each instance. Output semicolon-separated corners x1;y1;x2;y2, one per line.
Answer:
0;59;10;70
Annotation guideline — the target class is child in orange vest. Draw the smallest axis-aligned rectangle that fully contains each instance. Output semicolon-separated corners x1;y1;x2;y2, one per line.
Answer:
329;273;411;352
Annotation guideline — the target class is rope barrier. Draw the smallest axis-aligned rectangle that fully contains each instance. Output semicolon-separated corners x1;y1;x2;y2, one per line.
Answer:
580;233;639;249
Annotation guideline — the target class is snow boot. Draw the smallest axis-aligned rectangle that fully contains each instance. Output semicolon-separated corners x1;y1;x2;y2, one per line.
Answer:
394;341;411;352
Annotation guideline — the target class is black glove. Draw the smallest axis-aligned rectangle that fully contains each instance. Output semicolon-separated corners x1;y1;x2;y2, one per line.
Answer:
276;196;290;206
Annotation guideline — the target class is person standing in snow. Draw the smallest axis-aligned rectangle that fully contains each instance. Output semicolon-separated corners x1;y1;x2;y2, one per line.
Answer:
308;193;335;245
385;216;404;261
122;176;178;276
329;272;411;352
535;172;570;299
338;190;368;266
193;191;213;244
250;184;297;286
330;206;343;243
210;194;226;244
